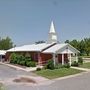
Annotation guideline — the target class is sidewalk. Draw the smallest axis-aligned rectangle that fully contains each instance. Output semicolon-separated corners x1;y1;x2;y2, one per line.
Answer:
0;62;37;72
71;66;90;71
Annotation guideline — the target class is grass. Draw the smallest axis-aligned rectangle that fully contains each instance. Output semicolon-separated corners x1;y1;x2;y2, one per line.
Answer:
79;56;90;58
0;83;4;90
35;68;82;79
79;62;90;69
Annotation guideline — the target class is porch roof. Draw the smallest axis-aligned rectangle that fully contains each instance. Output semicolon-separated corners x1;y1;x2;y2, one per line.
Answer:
42;43;79;54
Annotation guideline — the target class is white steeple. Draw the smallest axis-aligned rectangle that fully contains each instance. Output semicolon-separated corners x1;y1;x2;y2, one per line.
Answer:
47;21;58;44
49;21;56;33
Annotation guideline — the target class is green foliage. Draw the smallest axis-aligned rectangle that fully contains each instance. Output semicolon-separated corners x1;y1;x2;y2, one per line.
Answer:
36;67;41;71
19;61;25;66
0;84;4;90
71;61;79;67
78;57;83;65
65;37;90;56
55;64;64;69
0;36;13;50
10;53;36;67
35;40;45;44
63;63;70;68
10;53;17;64
26;61;36;67
46;59;54;70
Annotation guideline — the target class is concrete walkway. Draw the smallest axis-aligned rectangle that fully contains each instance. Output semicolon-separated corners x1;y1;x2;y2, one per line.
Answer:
71;66;90;71
0;62;37;72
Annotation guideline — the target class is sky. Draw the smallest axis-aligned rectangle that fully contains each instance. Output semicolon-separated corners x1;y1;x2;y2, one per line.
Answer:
0;0;90;46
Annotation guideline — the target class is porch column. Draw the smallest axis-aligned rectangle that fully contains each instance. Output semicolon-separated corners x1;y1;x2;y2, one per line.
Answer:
1;55;3;62
38;53;41;65
75;53;78;62
62;54;64;65
53;53;56;66
0;55;2;62
69;54;72;66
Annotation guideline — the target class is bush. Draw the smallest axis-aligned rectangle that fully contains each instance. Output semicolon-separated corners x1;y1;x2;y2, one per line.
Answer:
36;67;41;71
71;61;79;67
19;61;25;66
46;60;55;70
78;57;83;65
10;53;17;64
25;57;32;61
26;61;36;67
10;53;36;67
63;63;70;68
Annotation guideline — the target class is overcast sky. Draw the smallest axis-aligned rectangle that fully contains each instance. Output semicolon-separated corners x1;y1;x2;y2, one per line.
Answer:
0;0;90;46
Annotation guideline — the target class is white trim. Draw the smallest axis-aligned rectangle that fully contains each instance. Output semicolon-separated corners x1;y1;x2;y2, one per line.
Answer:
75;53;78;62
38;52;41;65
53;53;56;66
69;54;72;66
62;54;64;65
67;44;80;53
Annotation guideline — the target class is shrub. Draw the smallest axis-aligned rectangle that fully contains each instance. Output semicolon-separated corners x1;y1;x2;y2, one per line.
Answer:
78;57;83;65
10;53;17;64
26;61;36;67
10;53;36;67
63;63;70;68
25;57;32;61
19;61;25;66
36;67;41;71
43;65;47;69
46;59;55;70
71;61;79;67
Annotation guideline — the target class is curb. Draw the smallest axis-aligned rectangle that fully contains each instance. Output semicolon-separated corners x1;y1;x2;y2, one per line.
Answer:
53;71;88;81
0;62;36;72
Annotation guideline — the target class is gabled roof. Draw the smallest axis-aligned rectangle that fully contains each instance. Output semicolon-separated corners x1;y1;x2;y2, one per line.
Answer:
43;43;80;54
43;44;67;53
7;43;55;52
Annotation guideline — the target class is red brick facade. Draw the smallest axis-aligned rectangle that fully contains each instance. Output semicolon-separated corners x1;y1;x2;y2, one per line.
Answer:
5;52;68;65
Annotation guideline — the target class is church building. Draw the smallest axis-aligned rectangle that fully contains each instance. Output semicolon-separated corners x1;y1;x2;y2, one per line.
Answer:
6;21;79;66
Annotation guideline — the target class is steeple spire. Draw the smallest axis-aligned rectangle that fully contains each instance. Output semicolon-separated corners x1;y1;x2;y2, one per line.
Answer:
47;21;58;44
49;21;56;33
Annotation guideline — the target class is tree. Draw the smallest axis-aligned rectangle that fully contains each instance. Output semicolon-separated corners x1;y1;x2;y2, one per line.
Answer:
35;40;45;44
0;37;13;50
69;39;79;50
84;38;90;56
64;37;90;56
65;40;70;43
78;40;85;55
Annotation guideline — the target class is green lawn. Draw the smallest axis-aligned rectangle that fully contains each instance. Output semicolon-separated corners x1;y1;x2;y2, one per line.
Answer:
79;56;90;58
0;83;4;90
35;68;82;79
79;62;90;69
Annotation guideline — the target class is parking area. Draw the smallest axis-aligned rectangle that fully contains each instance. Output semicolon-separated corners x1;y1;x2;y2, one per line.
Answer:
0;64;36;78
1;63;90;90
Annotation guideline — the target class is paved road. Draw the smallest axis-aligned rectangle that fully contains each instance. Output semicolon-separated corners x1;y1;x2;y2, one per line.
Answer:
1;64;90;90
6;72;90;90
0;64;36;80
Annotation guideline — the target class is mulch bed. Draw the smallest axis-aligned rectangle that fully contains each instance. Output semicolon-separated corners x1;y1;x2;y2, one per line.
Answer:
13;77;36;83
